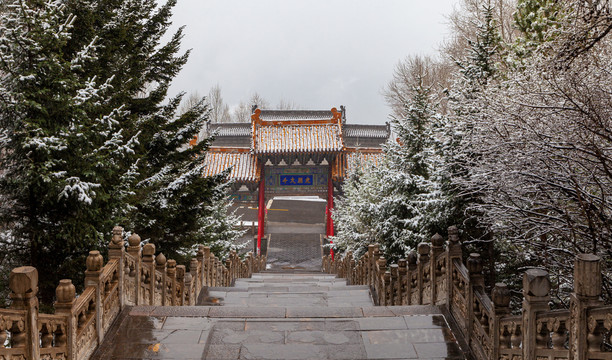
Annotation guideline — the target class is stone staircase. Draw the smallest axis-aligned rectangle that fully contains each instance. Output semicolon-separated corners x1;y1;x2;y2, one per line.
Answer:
92;272;466;360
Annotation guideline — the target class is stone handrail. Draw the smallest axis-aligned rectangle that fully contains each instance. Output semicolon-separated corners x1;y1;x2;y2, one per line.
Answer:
0;225;266;360
322;226;612;360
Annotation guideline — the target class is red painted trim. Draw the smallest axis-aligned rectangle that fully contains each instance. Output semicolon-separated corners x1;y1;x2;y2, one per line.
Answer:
257;170;265;255
327;171;335;260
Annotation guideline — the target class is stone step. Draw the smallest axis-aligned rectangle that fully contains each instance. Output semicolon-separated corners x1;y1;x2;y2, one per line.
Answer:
92;305;466;360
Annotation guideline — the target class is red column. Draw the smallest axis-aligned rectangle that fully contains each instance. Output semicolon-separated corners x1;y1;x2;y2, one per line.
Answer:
327;172;334;260
257;172;265;256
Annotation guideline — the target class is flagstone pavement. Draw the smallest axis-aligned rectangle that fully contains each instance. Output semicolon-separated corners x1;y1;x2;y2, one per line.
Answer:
92;273;467;360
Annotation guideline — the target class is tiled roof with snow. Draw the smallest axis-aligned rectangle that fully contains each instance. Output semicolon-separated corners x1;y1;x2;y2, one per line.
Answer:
203;149;260;183
332;148;384;181
343;124;390;138
209;123;252;137
254;123;344;154
259;110;336;121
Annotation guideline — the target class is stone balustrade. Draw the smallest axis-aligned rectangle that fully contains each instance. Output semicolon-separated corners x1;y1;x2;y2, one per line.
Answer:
322;226;612;360
0;226;265;360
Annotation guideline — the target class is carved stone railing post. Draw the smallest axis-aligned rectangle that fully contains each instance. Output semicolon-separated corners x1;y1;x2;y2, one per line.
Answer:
568;254;603;360
491;283;511;359
417;242;430;304
407;251;417;305
369;245;378;288
447;226;462;309
55;279;76;359
184;273;193;306
176;265;186;306
383;271;391;306
108;226;125;309
142;244;156;305
197;246;205;288
85;250;104;342
350;258;356;285
225;258;232;286
211;256;218;287
430;233;444;303
203;247;211;286
127;233;142;305
346;252;354;284
155;253;167;306
398;259;407;305
390;264;399;305
376;256;386;305
522;268;551;360
246;252;253;278
166;260;177;305
466;253;483;347
9;266;40;359
190;258;200;301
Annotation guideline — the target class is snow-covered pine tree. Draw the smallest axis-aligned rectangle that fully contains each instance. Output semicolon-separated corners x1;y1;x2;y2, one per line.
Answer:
0;0;138;304
195;181;247;261
512;0;563;60
456;4;503;86
370;78;450;262
332;158;382;258
332;78;450;263
65;0;226;260
445;3;506;286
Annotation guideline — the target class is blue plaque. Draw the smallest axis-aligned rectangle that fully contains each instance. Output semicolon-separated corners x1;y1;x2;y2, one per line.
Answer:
279;174;313;186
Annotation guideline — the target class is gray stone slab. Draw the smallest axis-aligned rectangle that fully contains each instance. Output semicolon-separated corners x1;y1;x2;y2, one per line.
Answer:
357;317;408;331
208;306;286;318
240;343;326;360
115;329;204;344
285;330;362;345
210;328;285;345
323;344;368;360
413;342;464;359
245;320;326;332
324;320;359;331
285;306;363;318
403;315;449;329
162;317;215;330
151;306;211;317
362;329;452;344
129;306;157;316
389;305;442;316
364;343;418;359
204;344;241;359
361;307;395;317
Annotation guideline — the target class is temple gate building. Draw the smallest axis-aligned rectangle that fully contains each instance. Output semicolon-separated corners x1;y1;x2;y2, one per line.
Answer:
202;107;390;254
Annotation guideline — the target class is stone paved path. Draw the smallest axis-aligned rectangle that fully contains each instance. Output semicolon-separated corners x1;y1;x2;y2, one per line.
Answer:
93;273;466;359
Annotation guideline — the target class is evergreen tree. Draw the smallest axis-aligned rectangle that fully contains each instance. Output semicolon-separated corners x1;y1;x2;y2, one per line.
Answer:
65;0;226;260
370;79;449;261
196;182;247;261
513;0;562;58
456;4;503;85
0;0;139;304
333;79;450;263
332;159;382;258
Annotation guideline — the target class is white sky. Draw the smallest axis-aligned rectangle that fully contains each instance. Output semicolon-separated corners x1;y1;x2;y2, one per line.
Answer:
164;0;458;125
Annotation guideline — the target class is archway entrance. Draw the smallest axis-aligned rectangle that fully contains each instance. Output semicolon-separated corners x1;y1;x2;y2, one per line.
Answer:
203;107;389;266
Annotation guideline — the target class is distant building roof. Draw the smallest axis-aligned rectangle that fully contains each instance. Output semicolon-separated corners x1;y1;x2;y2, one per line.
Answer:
202;107;389;184
331;148;384;182
254;123;344;154
203;148;260;183
259;109;340;122
343;124;390;139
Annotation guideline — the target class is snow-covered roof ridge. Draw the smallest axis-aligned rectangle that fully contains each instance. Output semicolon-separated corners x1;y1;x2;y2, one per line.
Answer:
259;109;338;122
203;148;260;183
343;124;390;138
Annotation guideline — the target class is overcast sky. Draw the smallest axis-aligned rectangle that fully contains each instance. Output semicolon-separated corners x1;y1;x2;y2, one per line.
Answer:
164;0;458;125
